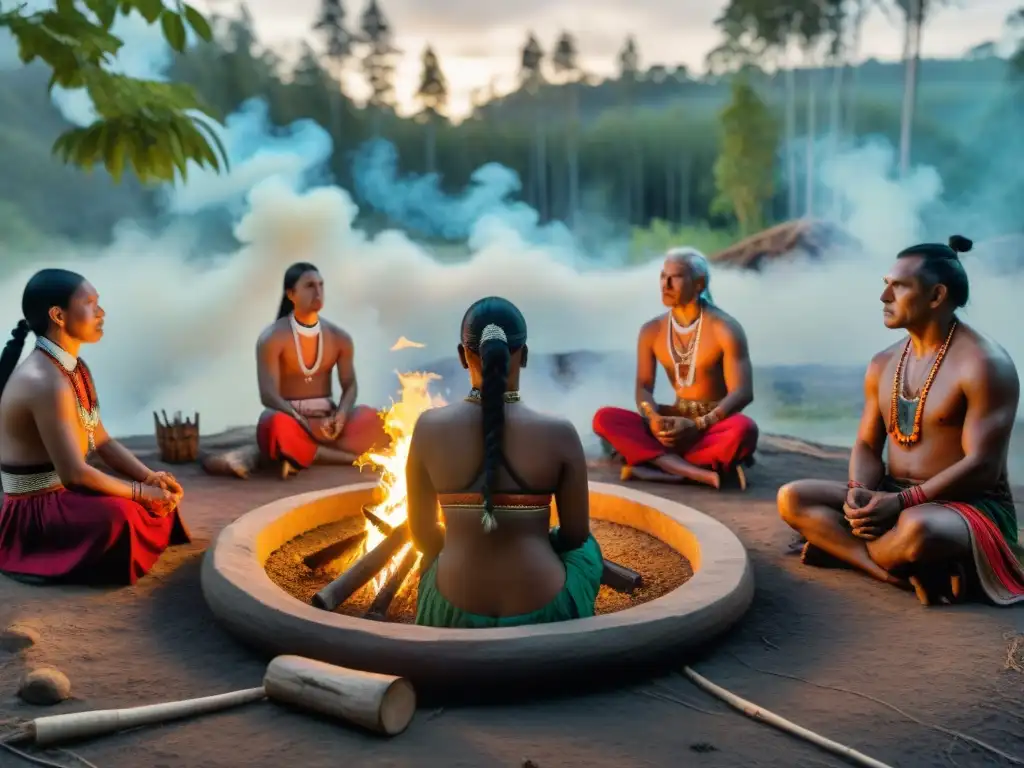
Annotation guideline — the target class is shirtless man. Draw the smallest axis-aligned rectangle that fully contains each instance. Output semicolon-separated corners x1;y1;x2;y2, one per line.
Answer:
778;236;1024;605
0;269;188;585
593;247;759;489
256;262;389;478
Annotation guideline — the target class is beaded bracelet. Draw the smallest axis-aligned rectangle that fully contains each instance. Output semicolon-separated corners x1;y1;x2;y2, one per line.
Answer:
847;480;865;490
897;485;927;510
130;481;140;502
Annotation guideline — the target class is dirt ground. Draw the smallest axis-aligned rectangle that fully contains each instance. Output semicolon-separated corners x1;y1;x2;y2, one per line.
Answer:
1;433;1023;768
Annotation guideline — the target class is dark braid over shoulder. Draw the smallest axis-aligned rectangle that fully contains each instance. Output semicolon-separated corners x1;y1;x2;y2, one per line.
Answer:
478;324;511;518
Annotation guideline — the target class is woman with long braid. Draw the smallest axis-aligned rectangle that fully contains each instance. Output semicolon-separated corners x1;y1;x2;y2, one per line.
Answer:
407;297;603;627
0;269;189;585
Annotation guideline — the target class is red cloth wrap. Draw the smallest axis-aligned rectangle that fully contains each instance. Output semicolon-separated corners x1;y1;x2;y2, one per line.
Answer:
0;488;190;585
593;406;758;471
257;404;386;469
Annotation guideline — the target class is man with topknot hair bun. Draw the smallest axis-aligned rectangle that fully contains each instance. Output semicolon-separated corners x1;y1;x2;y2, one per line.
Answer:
778;235;1024;606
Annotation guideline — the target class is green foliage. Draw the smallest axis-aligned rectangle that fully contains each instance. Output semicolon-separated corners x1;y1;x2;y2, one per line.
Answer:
415;45;447;115
0;0;226;184
628;220;739;263
712;76;779;235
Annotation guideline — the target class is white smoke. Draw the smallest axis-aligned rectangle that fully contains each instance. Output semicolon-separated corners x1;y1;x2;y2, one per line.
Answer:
1;14;1021;456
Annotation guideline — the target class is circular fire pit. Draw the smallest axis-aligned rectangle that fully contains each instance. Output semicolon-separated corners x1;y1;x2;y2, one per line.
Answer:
202;481;753;691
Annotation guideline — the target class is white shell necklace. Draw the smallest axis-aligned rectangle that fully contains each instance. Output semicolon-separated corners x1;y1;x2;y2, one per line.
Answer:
289;313;323;383
666;310;703;389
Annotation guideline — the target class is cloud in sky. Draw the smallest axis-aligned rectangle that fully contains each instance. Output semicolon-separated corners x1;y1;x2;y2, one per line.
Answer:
220;0;1019;117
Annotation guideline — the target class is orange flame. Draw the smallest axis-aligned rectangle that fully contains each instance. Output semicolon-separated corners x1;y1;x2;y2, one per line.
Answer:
356;361;446;594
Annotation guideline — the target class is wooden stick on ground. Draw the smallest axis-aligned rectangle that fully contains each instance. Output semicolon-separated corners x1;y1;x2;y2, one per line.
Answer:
601;559;642;593
681;666;894;768
362;506;394;535
364;548;418;620
312;523;410;611
303;531;368;571
1;655;417;748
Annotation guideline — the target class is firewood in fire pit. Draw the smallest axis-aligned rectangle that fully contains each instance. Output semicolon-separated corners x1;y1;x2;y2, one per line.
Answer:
302;531;368;572
362;505;394;536
601;559;643;593
312;523;410;611
364;547;418;620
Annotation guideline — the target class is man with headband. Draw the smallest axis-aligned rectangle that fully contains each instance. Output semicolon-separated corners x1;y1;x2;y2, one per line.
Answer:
593;247;758;489
203;262;388;479
778;235;1024;606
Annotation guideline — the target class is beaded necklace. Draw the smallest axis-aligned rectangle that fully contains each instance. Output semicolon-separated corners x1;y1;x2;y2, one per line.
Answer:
888;320;957;448
36;337;100;453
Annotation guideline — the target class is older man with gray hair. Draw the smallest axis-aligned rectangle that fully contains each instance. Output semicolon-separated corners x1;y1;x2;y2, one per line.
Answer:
593;246;758;489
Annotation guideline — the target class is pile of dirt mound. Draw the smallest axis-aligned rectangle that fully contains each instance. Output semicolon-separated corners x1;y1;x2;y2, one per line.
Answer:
711;219;861;270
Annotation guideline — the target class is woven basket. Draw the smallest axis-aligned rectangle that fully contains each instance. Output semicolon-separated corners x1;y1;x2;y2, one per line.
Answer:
154;411;200;464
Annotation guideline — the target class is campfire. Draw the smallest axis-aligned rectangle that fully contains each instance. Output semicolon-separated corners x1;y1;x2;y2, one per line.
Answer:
309;343;644;619
311;363;447;616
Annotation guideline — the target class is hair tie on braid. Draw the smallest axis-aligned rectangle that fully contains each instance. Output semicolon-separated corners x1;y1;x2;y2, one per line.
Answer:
480;323;507;344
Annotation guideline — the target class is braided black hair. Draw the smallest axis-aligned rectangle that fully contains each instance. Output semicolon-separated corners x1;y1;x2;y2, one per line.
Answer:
897;234;973;308
460;297;528;519
0;269;85;399
276;262;320;319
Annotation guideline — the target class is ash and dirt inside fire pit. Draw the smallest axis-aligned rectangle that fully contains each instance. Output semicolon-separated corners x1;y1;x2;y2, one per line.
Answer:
264;517;693;623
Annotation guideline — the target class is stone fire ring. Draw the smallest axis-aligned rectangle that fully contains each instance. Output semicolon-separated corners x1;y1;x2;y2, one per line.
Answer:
201;481;754;690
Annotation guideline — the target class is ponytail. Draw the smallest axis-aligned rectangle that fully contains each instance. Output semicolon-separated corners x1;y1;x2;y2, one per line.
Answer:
0;320;31;400
276;295;294;320
478;323;511;521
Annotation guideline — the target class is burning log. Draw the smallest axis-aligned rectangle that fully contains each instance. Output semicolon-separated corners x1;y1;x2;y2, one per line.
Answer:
312;523;410;611
302;531;368;572
602;559;643;594
362;505;394;536
154;410;200;464
364;547;418;620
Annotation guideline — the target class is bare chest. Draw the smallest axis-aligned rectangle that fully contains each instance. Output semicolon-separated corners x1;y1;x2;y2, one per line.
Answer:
653;320;724;396
877;355;966;435
279;331;339;377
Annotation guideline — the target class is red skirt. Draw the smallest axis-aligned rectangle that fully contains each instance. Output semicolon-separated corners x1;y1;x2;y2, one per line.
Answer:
0;487;190;585
593;406;758;471
257;404;388;469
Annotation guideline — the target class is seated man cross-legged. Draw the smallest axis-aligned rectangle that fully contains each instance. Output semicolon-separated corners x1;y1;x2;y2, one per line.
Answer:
0;269;189;586
593;247;758;490
203;262;388;479
778;236;1024;606
407;296;604;628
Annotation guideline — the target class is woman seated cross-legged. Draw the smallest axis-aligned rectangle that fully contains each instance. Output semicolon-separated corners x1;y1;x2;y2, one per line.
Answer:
407;296;604;628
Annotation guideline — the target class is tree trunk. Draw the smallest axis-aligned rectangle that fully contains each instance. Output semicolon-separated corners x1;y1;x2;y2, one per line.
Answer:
898;0;923;177
846;0;867;137
805;66;817;218
785;66;798;220
425;117;436;174
567;82;580;229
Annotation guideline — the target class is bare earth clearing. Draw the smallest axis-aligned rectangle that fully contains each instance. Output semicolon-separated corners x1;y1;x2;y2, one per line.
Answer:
1;430;1022;768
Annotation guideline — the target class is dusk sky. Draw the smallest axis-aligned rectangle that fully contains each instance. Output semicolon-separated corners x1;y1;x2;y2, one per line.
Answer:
227;0;1022;118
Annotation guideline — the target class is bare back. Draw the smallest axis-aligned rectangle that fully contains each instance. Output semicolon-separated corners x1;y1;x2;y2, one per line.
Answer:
256;317;353;401
869;322;1018;485
0;352;92;469
639;305;745;404
408;402;591;616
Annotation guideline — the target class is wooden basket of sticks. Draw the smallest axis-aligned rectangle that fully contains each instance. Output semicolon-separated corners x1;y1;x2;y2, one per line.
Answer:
154;410;200;464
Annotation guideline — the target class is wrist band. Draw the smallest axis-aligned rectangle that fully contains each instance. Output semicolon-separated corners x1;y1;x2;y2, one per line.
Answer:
897;485;926;510
847;480;865;490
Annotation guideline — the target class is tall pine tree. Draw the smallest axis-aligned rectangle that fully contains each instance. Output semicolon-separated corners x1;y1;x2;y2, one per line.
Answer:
415;45;448;173
360;0;398;134
313;0;355;142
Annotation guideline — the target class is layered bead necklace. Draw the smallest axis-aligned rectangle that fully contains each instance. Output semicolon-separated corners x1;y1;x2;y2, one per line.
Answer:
36;337;100;453
666;310;703;389
464;389;521;404
290;313;323;384
888;320;957;447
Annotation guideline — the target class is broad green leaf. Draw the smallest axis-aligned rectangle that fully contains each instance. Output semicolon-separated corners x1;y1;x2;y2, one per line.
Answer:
159;10;186;52
182;4;211;42
134;0;165;24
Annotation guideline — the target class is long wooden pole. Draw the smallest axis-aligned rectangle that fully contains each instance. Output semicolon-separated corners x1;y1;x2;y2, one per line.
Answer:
365;547;418;620
312;523;410;611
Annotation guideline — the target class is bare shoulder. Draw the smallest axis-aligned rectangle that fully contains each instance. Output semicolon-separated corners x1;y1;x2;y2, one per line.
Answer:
13;355;66;406
704;305;746;344
639;314;665;341
524;407;581;446
320;319;353;350
256;318;289;349
866;340;904;377
959;324;1019;388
